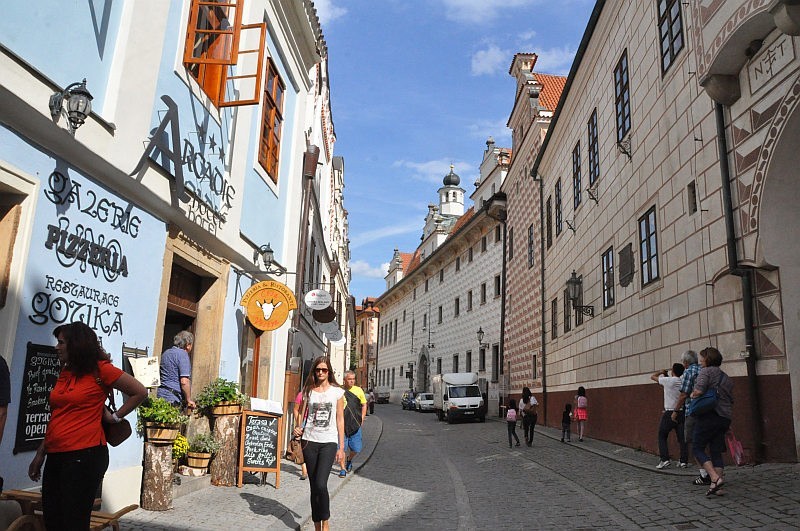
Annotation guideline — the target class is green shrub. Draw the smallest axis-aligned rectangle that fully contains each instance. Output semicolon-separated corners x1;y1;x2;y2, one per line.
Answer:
136;396;189;435
188;432;222;454
196;378;246;413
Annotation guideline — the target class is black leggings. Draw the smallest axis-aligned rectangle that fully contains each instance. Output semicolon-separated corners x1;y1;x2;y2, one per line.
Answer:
523;414;537;443
302;441;338;522
42;445;108;531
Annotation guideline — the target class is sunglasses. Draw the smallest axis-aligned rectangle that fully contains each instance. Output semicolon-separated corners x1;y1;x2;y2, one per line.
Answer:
315;367;329;373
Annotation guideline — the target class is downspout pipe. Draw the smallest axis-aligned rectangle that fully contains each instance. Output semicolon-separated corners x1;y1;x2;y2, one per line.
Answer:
714;103;764;462
532;171;547;425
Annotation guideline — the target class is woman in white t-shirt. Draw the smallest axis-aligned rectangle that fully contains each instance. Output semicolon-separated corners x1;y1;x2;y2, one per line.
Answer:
293;356;345;531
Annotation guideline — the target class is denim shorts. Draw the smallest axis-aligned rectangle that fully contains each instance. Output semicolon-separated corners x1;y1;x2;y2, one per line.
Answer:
344;428;363;453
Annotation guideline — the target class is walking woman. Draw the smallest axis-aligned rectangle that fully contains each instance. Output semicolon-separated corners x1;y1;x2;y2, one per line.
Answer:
574;386;588;441
293;357;345;531
28;322;147;531
519;386;538;446
691;347;734;496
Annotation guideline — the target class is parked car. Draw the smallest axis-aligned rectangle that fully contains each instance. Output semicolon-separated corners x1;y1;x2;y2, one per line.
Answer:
401;391;416;410
415;393;434;412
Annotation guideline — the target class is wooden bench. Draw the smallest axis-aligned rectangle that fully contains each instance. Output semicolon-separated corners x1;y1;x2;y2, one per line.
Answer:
1;490;137;531
88;504;139;531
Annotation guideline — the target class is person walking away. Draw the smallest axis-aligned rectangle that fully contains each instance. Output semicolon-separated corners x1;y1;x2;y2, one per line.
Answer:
574;386;588;441
691;347;734;497
28;322;147;531
293;357;345;531
157;330;196;409
651;363;687;469
519;386;538;446
340;370;367;477
292;391;308;480
561;403;572;442
672;350;707;485
367;388;375;415
506;398;520;448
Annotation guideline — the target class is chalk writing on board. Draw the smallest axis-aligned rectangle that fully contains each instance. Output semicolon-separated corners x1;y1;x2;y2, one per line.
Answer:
14;343;61;454
242;414;278;468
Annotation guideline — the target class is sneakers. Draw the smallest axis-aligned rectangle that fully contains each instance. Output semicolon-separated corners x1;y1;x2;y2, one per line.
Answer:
346;460;353;472
656;460;672;469
560;438;565;443
679;462;688;468
338;470;346;478
693;475;712;485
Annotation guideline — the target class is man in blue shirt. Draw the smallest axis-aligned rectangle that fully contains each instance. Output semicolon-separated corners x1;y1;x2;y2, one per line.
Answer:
157;331;196;409
672;349;707;485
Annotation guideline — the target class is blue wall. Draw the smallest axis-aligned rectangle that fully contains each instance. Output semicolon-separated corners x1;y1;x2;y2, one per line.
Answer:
0;126;166;486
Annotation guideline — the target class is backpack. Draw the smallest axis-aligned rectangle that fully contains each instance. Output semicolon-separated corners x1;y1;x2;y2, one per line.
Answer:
343;389;363;437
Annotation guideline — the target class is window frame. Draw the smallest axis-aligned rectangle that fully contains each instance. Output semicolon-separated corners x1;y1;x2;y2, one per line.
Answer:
639;206;660;286
555;179;563;236
587;109;600;186
572;142;582;210
257;58;285;182
527;223;535;269
658;0;685;73
563;288;572;333
546;197;553;248
551;298;558;339
614;50;632;142
602;246;615;308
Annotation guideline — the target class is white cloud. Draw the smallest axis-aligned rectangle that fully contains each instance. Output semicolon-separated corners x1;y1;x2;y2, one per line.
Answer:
350;221;421;249
440;0;535;24
471;44;508;76
350;260;390;279
393;159;475;185
467;118;512;142
517;30;537;43
314;0;347;26
532;45;577;75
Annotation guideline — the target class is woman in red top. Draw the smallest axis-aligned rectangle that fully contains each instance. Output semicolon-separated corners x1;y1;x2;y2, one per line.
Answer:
28;322;147;531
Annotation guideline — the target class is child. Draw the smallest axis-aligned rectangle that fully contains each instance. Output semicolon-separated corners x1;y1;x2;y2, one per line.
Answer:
561;403;572;442
574;386;588;442
506;398;521;448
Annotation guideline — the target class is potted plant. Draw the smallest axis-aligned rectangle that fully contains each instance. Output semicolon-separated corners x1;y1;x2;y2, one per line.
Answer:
172;434;189;464
196;378;246;416
186;433;222;470
136;397;189;444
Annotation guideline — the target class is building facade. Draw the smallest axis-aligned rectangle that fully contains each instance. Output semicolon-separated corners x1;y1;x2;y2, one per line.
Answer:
355;297;379;389
0;0;349;512
506;0;799;461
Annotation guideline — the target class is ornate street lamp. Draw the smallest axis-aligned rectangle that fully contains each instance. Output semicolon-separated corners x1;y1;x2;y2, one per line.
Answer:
566;270;594;317
49;79;93;133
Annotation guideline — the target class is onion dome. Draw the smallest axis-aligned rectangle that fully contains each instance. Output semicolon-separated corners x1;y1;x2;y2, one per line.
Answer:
443;164;460;186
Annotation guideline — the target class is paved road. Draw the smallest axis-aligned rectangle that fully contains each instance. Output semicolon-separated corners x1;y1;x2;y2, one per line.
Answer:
307;406;799;530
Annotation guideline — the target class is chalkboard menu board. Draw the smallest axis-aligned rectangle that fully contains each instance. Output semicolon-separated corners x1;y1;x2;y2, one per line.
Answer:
13;342;61;454
237;411;283;488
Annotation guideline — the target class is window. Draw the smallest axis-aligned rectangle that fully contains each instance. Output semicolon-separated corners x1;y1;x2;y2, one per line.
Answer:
546;197;553;248
602;246;615;308
658;0;684;73
527;224;535;268
403;310;406;322
467;290;473;311
639;206;660;286
468;248;473;262
564;288;572;333
453;354;459;373
555;179;563;236
456;257;461;271
575;280;585;327
411;319;415;337
494;275;501;298
480;283;487;304
258;59;285;182
413;287;417;300
551;298;558;339
588;109;599;186
439;268;444;283
532;354;538;379
687;181;698;214
393;319;398;342
508;227;514;261
466;351;472;372
491;345;499;383
184;0;266;107
437;358;442;374
391;368;395;389
572;142;582;210
454;297;460;317
425;278;429;292
614;50;632;142
495;225;501;242
438;305;443;324
423;313;428;329
479;348;486;371
481;235;487;253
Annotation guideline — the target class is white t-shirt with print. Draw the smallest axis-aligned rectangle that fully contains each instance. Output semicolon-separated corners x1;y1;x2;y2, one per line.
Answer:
302;386;345;444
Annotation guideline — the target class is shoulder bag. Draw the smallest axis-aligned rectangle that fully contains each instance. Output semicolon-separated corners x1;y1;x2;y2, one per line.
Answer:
687;373;727;417
96;377;132;446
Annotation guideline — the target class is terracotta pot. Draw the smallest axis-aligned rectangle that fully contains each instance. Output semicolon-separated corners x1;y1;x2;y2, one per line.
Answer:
186;451;212;469
144;422;180;444
211;401;242;416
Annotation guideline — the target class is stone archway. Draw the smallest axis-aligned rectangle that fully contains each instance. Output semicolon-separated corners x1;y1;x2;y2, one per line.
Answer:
417;348;430;392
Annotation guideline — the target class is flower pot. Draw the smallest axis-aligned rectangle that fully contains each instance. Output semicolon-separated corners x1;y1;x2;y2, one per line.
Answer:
186;451;212;469
211;401;242;416
145;422;180;444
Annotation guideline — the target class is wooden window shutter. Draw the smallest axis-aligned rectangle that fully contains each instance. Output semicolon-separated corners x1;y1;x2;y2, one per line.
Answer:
218;23;267;107
183;0;244;67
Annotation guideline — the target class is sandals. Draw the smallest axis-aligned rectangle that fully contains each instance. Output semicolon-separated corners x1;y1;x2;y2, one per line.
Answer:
706;478;724;496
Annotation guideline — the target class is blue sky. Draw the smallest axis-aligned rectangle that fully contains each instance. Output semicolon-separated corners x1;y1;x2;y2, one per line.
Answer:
316;0;595;302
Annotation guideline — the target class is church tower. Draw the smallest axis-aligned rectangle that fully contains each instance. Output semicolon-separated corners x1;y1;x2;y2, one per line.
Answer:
437;165;465;217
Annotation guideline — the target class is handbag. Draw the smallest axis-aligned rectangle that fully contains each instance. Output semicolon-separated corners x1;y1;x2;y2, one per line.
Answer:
687;388;717;416
287;437;305;464
96;376;132;447
725;430;745;466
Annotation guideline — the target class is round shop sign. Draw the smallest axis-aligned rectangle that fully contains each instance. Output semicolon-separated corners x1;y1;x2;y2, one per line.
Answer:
327;331;347;345
312;305;337;323
317;320;340;334
239;281;297;331
304;289;333;310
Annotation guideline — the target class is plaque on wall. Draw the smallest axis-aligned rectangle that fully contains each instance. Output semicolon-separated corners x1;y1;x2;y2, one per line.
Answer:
618;243;635;287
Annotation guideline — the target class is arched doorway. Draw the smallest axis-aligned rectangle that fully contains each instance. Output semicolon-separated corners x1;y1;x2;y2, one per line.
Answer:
417;348;430;392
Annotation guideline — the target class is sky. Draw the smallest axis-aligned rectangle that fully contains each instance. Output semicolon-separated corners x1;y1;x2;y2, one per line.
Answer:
316;0;596;303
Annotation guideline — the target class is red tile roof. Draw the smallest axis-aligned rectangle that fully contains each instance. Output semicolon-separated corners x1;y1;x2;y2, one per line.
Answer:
449;206;475;235
533;73;567;112
398;252;414;274
404;249;422;275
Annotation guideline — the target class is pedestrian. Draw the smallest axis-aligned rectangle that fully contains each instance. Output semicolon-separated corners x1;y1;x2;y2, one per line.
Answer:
672;350;707;485
519;386;538;446
367;388;375;415
340;370;367;477
506;398;520;448
0;355;9;446
28;322;147;531
156;330;196;409
293;356;345;531
561;403;572;442
574;386;588;441
691;347;734;497
651;363;688;469
292;391;308;480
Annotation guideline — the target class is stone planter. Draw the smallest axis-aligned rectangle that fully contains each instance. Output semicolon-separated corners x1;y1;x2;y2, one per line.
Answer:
211;401;242;416
186;451;212;469
144;422;180;444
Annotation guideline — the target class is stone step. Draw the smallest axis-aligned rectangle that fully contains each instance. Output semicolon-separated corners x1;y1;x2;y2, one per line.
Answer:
172;471;211;499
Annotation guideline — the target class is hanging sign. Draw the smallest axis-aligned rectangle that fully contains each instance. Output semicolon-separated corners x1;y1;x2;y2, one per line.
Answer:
304;289;332;310
240;281;297;331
